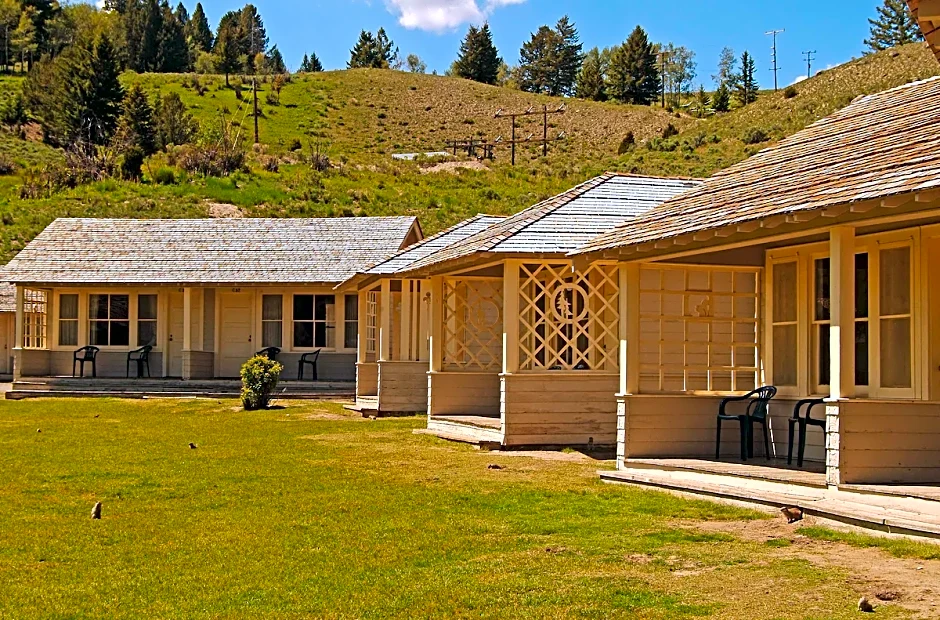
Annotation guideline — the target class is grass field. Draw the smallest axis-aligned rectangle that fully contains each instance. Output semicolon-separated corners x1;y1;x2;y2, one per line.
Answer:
1;398;936;618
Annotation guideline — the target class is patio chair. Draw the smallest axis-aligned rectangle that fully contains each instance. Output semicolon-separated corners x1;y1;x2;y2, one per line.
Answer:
298;349;321;381
256;346;281;361
72;346;100;378
715;386;777;461
126;345;153;379
787;398;826;468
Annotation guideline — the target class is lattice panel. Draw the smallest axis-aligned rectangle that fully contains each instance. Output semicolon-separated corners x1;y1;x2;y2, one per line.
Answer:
518;262;619;372
365;290;378;362
23;288;48;350
442;278;503;371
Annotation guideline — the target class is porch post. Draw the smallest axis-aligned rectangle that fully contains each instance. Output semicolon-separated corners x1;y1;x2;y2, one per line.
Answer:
428;276;443;373
12;285;24;381
502;261;520;375
617;263;640;469
379;279;392;362
357;290;368;364
400;280;412;361
182;287;192;380
826;225;855;486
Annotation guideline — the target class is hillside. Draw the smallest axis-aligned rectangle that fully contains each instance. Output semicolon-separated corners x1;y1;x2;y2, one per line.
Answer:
0;42;937;263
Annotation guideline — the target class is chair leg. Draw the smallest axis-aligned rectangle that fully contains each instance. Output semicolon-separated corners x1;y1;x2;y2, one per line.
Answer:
127;359;131;379
298;362;303;381
787;420;795;465
73;359;77;378
762;419;771;461
740;420;748;461
715;418;722;460
146;360;151;378
798;421;808;468
92;360;96;378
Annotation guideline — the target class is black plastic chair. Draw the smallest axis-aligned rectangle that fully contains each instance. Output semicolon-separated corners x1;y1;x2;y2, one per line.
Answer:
715;386;777;461
298;349;321;381
787;398;826;467
72;346;100;378
256;346;281;361
127;345;153;378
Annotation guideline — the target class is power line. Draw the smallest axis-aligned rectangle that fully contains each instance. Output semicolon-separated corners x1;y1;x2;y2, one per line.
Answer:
802;50;817;80
765;29;785;92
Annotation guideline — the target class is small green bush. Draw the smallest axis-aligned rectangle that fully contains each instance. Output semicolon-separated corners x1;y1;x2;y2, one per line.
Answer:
240;355;283;410
783;85;798;99
153;167;176;185
741;127;769;145
0;154;15;175
120;147;145;181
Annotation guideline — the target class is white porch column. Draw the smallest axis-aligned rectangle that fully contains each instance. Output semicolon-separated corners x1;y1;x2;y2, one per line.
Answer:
357;290;368;364
12;285;24;381
400;280;412;361
428;276;443;373
826;226;855;486
378;279;392;362
617;263;640;469
502;260;520;375
182;287;193;380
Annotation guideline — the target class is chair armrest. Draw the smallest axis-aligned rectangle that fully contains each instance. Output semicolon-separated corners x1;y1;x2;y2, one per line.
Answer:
718;394;749;416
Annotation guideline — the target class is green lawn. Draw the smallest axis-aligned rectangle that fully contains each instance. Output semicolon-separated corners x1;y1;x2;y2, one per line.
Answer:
0;399;917;618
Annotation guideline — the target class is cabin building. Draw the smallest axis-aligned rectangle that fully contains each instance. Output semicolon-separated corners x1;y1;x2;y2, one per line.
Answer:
0;283;14;376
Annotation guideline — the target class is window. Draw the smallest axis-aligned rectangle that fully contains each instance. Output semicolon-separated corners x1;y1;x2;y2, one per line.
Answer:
293;295;335;348
137;294;158;346
262;295;283;347
58;294;79;347
344;294;358;349
366;290;378;360
855;254;869;387
812;258;831;391
23;289;48;349
879;246;912;389
771;261;797;387
89;294;129;347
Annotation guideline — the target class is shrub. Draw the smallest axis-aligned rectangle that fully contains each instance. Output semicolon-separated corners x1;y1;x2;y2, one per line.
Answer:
240;355;283;410
741;127;769;145
260;154;279;172
617;131;636;155
120;146;145;181
783;85;798;99
0;154;15;175
153;167;176;185
233;83;243;100
0;93;26;126
265;91;279;106
288;138;302;152
661;123;679;139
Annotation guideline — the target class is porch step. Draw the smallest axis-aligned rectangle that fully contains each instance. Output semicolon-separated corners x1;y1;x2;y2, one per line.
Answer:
345;395;379;414
422;415;503;447
6;378;355;401
626;457;827;489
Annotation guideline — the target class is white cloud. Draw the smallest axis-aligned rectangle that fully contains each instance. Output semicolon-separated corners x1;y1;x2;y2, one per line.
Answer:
386;0;525;33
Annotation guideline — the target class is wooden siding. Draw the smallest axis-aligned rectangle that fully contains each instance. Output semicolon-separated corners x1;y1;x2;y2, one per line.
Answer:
356;362;378;397
184;351;214;379
840;400;940;484
428;372;500;417
276;352;356;382
17;349;166;378
501;373;618;446
378;360;428;413
622;395;822;462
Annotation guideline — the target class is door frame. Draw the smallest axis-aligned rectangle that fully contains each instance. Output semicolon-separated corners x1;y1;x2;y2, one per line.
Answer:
214;289;255;378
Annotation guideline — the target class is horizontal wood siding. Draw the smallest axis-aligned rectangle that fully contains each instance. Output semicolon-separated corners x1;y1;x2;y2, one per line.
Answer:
428;372;500;417
623;396;818;461
501;374;618;446
184;351;214;379
277;352;356;382
356;362;378;398
378;361;428;413
17;349;51;376
841;401;940;484
45;350;166;378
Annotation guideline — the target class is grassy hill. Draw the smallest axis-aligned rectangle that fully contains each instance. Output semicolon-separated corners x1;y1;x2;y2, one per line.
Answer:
0;42;937;263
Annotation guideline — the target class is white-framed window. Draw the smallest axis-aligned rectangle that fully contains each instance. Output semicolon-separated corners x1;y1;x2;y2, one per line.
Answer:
23;288;49;350
58;293;79;347
137;294;158;346
344;294;358;349
262;295;283;348
770;260;798;388
89;294;130;347
293;294;335;349
876;244;913;392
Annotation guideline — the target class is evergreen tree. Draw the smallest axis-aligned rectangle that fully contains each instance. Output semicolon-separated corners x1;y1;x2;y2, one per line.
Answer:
712;82;730;112
123;0;162;72
186;2;213;52
693;84;710;118
300;52;322;72
553;15;583;96
156;0;188;72
374;27;398;69
237;4;266;71
453;23;500;85
576;46;606;101
865;0;922;52
607;25;659;105
118;83;156;155
12;8;38;73
266;44;285;73
153;91;197;149
733;50;758;105
347;30;376;68
712;46;736;87
174;2;188;26
214;19;241;85
517;25;560;94
21;0;60;60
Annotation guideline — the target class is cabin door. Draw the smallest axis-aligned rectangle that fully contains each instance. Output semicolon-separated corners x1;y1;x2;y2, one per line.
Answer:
218;292;254;378
0;314;10;375
167;292;184;377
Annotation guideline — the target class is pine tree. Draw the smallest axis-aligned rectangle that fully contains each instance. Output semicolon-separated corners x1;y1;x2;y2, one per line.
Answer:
607;25;659;105
348;30;377;68
693;84;710;118
118;83;156;155
186;2;213;52
554;15;583;96
865;0;922;52
713;82;730;112
576;47;606;101
156;0;188;72
300;52;322;72
154;91;198;149
86;35;124;145
124;0;163;72
453;23;500;84
237;4;266;71
214;20;242;85
374;27;398;69
517;25;561;94
266;44;285;73
733;50;758;105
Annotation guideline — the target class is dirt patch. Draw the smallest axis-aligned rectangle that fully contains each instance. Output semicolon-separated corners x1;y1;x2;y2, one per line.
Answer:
206;202;243;218
488;450;611;464
419;160;488;174
690;518;940;618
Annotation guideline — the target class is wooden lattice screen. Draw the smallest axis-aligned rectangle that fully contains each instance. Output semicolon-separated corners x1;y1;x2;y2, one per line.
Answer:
518;262;619;372
365;290;378;362
442;278;503;371
23;288;48;350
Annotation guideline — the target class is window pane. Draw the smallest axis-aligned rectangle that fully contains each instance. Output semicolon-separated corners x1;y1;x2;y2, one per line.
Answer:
293;295;314;321
855;322;869;387
881;318;911;388
262;295;283;321
855;253;869;319
111;321;130;346
59;321;78;347
138;295;158;320
110;295;129;320
814;258;831;321
345;322;358;349
59;294;79;320
772;262;797;323
90;294;109;319
815;325;831;387
315;322;327;347
90;321;109;345
345;294;359;321
263;322;282;348
772;324;797;386
293;322;313;348
315;295;335;321
880;247;911;316
138;321;157;346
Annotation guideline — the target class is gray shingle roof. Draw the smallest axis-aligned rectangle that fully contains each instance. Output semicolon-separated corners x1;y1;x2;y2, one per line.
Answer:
0;283;14;313
1;217;419;286
397;174;702;275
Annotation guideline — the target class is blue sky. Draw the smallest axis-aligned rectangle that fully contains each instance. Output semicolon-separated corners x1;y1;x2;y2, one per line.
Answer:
196;1;882;87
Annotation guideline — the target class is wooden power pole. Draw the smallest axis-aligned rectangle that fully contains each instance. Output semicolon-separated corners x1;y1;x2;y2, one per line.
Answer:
494;104;566;165
252;78;259;144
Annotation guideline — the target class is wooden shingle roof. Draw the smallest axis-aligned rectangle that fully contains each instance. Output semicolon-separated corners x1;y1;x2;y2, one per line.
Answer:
574;76;940;257
1;217;419;286
397;174;701;276
0;283;14;313
909;0;940;62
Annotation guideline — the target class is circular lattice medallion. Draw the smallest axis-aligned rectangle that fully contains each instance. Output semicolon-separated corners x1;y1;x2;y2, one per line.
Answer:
468;298;501;331
550;284;588;323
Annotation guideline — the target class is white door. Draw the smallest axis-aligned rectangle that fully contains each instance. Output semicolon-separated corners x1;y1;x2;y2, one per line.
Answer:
218;292;254;378
167;292;184;377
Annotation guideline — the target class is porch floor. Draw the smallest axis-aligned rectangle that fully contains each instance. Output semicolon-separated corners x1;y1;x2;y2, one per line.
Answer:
421;413;503;447
602;458;940;539
430;414;501;429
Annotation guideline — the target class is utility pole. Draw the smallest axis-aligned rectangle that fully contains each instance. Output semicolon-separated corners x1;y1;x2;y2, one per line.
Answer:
494;104;566;166
252;78;259;144
802;50;816;80
765;29;784;92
